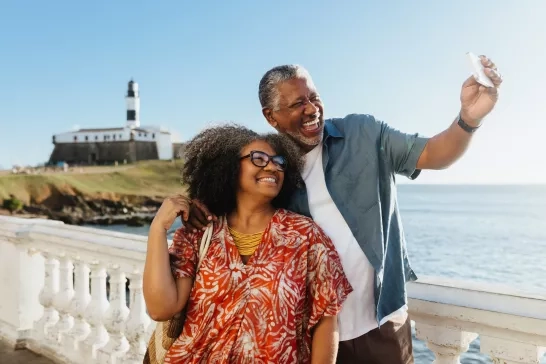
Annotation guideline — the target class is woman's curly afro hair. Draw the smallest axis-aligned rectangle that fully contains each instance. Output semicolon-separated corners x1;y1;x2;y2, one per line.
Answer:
182;124;304;217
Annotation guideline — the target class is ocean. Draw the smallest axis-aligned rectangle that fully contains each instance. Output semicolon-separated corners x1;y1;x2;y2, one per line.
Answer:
400;184;546;363
95;184;546;363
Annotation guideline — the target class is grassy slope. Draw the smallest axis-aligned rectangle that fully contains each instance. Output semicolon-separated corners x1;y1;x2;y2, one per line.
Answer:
0;160;186;204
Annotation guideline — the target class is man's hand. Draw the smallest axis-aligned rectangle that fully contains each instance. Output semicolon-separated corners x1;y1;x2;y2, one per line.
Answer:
184;199;217;232
150;195;191;231
415;55;503;170
460;55;503;126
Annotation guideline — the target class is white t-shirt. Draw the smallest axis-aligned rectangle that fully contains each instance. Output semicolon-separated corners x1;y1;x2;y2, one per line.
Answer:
302;144;407;341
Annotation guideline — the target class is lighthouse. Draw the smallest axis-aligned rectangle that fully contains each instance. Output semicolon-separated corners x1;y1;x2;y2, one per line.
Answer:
126;79;140;128
49;79;182;165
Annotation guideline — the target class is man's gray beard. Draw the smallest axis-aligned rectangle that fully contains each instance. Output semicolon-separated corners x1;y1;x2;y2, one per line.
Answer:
286;130;323;149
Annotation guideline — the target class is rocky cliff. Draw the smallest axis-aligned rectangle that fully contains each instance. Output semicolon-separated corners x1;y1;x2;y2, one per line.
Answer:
0;161;185;226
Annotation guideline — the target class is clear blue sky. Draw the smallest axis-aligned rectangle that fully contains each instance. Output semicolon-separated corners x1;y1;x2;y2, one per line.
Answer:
1;1;544;184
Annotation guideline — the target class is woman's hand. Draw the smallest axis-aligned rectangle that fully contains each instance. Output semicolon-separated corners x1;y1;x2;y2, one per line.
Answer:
152;195;191;231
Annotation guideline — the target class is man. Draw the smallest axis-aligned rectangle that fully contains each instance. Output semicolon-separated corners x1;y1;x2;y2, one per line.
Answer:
186;57;503;363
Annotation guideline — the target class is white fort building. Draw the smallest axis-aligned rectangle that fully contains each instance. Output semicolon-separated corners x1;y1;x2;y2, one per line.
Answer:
48;80;183;165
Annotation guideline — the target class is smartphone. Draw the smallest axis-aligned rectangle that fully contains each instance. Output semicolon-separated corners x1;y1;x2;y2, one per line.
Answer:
466;52;494;88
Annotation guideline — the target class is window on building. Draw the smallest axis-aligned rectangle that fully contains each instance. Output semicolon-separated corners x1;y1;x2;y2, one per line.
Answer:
104;135;107;141
95;136;98;140
119;134;122;138
74;136;78;142
113;134;116;140
138;133;142;137
145;133;148;137
152;133;155;139
85;136;89;141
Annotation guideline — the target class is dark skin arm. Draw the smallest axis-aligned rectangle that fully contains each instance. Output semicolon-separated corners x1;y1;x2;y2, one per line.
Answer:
143;195;194;321
311;315;339;364
415;115;473;170
416;55;503;170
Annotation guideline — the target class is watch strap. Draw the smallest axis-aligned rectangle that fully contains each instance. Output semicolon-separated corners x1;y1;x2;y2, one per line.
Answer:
457;114;480;133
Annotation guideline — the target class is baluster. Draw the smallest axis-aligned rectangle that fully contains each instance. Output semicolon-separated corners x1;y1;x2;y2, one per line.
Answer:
98;265;130;363
51;256;75;346
82;261;110;362
122;273;151;363
64;258;91;361
35;252;60;342
415;322;477;364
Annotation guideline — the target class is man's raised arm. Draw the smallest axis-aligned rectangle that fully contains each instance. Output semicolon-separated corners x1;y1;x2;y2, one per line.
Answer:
417;55;503;170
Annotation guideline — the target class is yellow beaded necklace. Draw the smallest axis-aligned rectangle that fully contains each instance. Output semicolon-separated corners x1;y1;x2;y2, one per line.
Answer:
228;226;264;256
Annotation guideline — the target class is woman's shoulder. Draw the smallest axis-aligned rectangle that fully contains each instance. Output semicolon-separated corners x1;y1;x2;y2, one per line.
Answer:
275;208;315;225
172;226;194;245
273;209;325;238
271;210;338;260
174;219;225;243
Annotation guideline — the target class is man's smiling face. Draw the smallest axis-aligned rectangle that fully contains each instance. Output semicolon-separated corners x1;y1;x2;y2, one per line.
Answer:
263;77;324;152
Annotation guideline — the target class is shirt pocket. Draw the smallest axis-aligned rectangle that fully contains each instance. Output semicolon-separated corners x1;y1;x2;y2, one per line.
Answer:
331;168;378;214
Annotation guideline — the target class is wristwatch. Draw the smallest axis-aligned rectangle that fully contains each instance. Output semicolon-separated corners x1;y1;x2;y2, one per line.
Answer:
457;114;480;133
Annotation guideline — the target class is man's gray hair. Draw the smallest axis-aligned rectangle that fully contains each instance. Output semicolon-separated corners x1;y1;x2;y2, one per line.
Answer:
258;64;312;111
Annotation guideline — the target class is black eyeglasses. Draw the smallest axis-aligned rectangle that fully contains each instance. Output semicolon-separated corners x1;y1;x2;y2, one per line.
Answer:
240;150;287;171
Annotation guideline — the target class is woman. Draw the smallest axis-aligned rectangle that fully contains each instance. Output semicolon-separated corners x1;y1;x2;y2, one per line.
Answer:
143;124;352;363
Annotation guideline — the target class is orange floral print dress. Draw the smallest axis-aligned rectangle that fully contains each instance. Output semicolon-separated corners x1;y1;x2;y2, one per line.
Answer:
166;209;353;364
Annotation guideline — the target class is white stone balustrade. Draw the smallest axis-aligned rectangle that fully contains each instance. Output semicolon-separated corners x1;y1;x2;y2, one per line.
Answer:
0;215;545;363
0;216;153;363
408;277;546;363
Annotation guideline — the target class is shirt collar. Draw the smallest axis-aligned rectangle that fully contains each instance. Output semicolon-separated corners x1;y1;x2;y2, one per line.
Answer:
324;120;344;139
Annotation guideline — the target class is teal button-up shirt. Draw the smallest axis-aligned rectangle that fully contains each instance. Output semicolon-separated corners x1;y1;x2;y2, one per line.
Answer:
288;113;429;324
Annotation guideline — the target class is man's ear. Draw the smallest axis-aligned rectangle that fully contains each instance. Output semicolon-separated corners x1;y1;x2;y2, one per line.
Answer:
262;107;278;129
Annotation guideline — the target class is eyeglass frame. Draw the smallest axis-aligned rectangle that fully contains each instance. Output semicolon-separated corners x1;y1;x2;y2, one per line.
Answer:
239;150;287;172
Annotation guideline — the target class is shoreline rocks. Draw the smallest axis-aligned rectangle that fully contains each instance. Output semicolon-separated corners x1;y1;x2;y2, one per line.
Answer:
4;195;162;227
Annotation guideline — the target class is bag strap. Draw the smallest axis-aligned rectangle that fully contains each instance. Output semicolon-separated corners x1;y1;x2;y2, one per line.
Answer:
196;217;218;271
